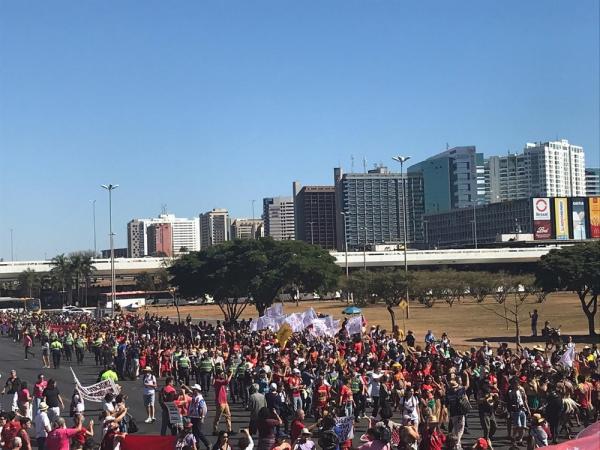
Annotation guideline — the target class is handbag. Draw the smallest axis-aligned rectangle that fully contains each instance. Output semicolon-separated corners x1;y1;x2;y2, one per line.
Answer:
458;394;472;415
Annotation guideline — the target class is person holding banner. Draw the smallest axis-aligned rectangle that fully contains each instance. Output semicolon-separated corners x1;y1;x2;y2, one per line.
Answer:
212;369;233;435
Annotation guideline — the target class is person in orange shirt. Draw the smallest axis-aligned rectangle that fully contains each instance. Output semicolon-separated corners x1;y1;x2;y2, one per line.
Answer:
338;377;354;418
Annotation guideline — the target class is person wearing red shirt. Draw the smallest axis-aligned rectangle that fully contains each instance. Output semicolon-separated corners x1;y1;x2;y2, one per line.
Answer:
33;374;48;418
314;380;330;419
17;417;33;450
420;416;446;450
23;332;34;360
45;417;82;450
1;414;21;450
339;377;354;417
212;369;233;434
159;377;178;436
287;369;303;412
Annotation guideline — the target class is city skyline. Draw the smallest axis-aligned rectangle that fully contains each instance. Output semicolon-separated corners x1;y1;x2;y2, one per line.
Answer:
1;1;598;259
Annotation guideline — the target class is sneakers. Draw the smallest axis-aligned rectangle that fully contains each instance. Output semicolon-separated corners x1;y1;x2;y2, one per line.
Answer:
144;417;153;423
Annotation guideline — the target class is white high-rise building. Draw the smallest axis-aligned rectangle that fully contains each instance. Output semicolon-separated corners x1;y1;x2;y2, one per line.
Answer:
126;214;200;257
263;197;295;240
524;139;586;197
484;139;586;202
199;209;230;249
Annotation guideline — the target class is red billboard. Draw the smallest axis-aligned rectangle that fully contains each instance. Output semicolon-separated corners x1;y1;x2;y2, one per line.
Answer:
533;220;552;240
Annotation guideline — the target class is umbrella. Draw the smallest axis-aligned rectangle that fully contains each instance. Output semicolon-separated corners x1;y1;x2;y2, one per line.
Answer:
342;306;362;315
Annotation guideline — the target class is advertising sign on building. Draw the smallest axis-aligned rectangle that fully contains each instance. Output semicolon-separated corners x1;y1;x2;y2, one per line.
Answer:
554;198;569;240
533;198;552;240
571;198;587;240
589;197;600;239
533;198;551;220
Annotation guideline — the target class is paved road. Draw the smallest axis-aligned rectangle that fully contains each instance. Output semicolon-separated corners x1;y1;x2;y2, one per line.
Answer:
0;334;581;449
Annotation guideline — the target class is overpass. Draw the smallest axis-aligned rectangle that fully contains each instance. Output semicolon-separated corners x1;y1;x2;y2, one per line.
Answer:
0;246;563;281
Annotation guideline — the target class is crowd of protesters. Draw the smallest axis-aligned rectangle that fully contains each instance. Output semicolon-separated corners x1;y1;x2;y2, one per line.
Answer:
0;308;597;450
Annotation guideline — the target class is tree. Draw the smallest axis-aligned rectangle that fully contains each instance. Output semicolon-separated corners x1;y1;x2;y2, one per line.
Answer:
477;273;533;347
371;270;411;333
50;254;73;305
135;273;156;291
343;271;376;307
169;238;341;321
465;271;497;303
18;269;41;298
536;242;600;336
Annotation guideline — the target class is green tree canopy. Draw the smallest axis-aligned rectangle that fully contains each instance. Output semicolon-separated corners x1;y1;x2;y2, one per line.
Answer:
536;241;600;336
169;238;341;321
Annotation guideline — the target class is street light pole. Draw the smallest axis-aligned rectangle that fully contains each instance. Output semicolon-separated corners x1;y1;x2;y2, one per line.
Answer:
341;212;349;279
101;184;119;318
10;228;14;261
92;200;97;255
392;155;411;318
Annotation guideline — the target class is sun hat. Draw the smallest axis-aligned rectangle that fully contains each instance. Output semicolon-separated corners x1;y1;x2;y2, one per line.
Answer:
38;402;49;411
103;415;116;423
270;383;278;391
301;428;311;436
191;384;202;391
143;366;152;371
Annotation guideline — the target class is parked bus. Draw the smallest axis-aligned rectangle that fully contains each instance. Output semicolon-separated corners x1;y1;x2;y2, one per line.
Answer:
98;290;175;309
0;297;42;314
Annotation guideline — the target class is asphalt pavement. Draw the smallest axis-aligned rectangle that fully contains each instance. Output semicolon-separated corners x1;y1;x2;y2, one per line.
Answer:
0;334;581;449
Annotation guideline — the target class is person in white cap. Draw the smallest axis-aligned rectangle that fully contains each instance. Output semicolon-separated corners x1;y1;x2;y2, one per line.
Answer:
142;366;157;423
33;402;51;450
186;383;211;450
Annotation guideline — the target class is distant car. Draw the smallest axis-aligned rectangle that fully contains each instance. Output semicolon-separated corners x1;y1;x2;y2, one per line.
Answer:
126;303;141;312
62;306;92;315
184;299;198;305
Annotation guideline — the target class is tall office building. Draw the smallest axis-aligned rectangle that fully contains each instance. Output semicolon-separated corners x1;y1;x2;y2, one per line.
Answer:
483;139;587;201
199;209;230;249
146;223;173;257
485;153;531;202
585;168;599;196
524;139;586;197
293;182;337;249
408;146;486;214
263;197;295;240
127;220;145;257
230;218;264;240
126;214;200;257
334;166;424;251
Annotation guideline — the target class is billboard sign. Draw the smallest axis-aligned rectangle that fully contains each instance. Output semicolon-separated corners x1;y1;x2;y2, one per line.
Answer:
554;198;569;240
571;198;587;240
589;197;600;238
533;198;551;220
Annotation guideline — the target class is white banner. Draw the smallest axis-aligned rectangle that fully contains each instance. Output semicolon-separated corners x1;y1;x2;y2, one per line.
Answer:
345;316;362;336
71;368;120;403
533;198;551;220
559;344;575;368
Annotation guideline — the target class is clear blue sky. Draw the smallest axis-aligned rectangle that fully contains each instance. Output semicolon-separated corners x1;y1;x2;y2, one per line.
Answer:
1;1;598;260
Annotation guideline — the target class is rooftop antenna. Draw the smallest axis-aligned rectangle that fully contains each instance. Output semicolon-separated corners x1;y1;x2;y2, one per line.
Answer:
161;204;168;215
350;155;355;173
363;157;367;174
446;142;449;150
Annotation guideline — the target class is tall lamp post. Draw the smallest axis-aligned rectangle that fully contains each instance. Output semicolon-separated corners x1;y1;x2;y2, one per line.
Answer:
340;212;349;279
92;200;97;255
392;155;411;318
101;184;119;318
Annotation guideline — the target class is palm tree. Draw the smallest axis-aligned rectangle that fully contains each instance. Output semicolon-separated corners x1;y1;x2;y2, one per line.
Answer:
78;254;96;307
18;269;41;298
69;254;84;305
50;254;73;306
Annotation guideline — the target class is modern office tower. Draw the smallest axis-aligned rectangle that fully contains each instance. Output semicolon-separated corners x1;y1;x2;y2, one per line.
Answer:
524;139;586;197
199;209;230;249
292;182;337;249
585;168;599;196
127;214;200;257
334;166;424;251
485;153;531;202
230;218;264;240
408;146;486;214
262;197;295;240
127;219;145;257
146;223;173;257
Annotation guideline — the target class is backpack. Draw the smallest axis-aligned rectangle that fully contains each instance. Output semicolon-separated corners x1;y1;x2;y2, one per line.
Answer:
318;429;340;450
376;423;392;444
